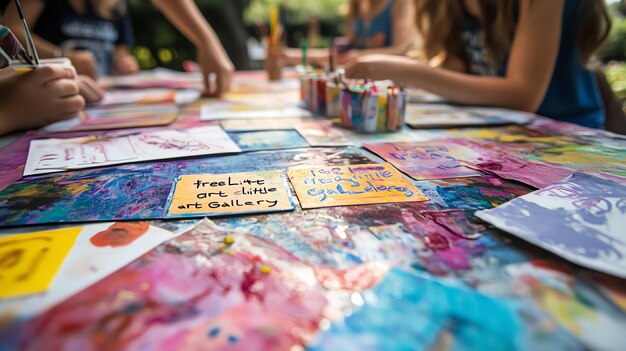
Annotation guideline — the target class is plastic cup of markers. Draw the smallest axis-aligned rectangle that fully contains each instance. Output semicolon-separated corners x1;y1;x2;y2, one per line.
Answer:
339;89;407;133
326;81;342;118
315;74;329;116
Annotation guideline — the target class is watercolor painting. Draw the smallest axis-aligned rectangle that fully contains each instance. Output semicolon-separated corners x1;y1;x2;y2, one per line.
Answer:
40;104;179;133
0;227;81;299
364;141;482;180
287;163;428;209
477;173;626;278
201;102;311;120
165;170;295;217
227;130;309;151
24;126;241;175
0;222;181;318
0;147;377;227
405;103;533;129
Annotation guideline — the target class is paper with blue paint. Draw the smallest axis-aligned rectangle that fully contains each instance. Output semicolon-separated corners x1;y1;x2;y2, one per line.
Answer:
476;173;626;278
309;268;526;351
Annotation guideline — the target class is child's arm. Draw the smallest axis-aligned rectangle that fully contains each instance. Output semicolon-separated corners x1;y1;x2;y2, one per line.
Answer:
151;0;234;96
0;66;84;135
338;0;416;64
113;46;139;75
346;0;565;113
3;0;99;79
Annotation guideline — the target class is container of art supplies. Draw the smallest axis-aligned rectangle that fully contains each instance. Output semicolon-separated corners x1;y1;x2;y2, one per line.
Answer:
265;44;283;81
338;86;406;133
326;81;342;118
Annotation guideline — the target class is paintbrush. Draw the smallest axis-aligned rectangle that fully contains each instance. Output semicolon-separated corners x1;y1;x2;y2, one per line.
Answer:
0;25;34;65
14;0;40;65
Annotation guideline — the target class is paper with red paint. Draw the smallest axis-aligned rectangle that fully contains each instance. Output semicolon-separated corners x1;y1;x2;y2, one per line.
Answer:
0;222;183;317
24;126;241;176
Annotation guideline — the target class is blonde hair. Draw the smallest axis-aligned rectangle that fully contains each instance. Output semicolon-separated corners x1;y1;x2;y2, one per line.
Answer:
415;0;611;69
68;0;123;19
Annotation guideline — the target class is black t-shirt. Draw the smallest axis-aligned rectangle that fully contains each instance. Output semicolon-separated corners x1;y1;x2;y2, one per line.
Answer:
33;0;134;75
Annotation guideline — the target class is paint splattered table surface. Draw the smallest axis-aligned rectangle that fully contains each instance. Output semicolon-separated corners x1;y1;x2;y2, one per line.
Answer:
1;71;626;350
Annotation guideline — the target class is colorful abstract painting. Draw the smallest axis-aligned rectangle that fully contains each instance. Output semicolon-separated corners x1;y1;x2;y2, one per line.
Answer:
0;147;377;226
477;173;626;278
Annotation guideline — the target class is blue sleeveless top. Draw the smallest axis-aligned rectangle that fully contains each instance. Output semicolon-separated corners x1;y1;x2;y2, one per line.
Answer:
352;0;393;49
461;0;604;128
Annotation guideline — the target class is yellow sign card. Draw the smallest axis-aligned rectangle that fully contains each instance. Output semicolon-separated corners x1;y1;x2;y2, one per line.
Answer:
0;227;82;299
287;163;428;209
166;170;295;216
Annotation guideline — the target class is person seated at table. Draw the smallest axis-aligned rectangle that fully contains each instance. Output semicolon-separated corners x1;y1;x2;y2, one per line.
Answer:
345;0;612;129
0;65;84;135
283;0;417;67
4;0;234;98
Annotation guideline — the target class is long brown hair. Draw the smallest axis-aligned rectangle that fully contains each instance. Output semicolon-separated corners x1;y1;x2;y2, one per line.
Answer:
415;0;611;68
68;0;124;19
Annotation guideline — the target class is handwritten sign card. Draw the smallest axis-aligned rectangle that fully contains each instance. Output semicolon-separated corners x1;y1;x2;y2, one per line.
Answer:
166;170;294;217
287;163;428;209
0;227;81;299
364;141;481;180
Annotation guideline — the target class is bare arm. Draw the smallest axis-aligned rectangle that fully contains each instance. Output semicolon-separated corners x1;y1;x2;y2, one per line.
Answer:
151;0;234;95
347;0;564;112
3;0;61;59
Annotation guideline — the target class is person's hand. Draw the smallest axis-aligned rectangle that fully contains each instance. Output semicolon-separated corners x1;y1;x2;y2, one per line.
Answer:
114;52;139;75
197;46;234;97
77;75;106;102
0;66;85;134
66;50;99;80
345;54;415;82
336;49;361;66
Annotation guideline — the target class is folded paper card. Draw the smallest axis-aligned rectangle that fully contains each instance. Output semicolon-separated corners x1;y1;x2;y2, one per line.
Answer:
166;170;294;217
287;163;428;209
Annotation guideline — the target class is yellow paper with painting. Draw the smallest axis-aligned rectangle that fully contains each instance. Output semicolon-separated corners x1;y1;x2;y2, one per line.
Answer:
0;227;82;299
287;163;428;209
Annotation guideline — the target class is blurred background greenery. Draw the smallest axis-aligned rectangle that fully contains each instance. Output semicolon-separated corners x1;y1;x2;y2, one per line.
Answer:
128;0;624;101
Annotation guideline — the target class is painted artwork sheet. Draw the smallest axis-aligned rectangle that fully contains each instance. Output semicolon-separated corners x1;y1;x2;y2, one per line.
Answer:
200;102;311;121
296;122;353;147
166;170;294;217
92;88;200;107
364;141;482;180
221;117;310;131
0;227;81;299
476;173;626;278
99;68;204;90
0;222;182;318
40;104;179;133
24;126;241;175
227;130;309;151
405;104;533;129
287;163;428;209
